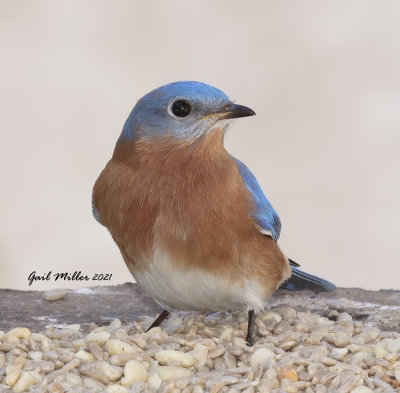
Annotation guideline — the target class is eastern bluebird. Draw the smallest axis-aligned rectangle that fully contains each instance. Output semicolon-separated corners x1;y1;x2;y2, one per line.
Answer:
92;81;335;345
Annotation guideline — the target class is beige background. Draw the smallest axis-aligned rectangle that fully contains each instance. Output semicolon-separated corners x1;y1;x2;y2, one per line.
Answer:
1;1;399;291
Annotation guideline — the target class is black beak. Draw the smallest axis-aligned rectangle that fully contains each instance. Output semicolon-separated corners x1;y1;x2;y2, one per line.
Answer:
215;103;256;120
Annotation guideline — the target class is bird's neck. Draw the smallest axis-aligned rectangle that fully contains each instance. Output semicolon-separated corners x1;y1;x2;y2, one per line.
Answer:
112;128;228;167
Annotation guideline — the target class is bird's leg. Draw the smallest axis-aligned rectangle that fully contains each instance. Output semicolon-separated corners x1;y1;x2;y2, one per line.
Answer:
245;309;255;346
146;309;170;332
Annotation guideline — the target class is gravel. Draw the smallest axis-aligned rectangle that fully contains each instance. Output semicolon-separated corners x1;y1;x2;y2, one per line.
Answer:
1;307;400;392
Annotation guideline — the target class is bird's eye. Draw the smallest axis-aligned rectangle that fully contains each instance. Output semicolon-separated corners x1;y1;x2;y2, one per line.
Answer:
171;100;191;118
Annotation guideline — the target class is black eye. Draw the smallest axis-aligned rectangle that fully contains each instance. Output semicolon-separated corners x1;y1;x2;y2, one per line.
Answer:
171;100;191;118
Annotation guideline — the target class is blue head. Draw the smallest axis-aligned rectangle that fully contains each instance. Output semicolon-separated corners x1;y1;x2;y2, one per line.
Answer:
119;81;255;141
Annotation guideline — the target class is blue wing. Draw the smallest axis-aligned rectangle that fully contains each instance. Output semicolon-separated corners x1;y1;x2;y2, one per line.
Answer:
233;157;281;242
233;158;337;292
282;263;336;292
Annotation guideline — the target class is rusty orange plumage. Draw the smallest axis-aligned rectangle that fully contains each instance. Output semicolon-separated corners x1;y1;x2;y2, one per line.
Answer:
93;130;290;302
93;81;335;344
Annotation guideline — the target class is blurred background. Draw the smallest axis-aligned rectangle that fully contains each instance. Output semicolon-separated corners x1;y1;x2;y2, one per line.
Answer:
1;1;399;291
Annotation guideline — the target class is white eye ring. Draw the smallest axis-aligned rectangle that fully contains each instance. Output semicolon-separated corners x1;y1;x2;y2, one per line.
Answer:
168;97;192;119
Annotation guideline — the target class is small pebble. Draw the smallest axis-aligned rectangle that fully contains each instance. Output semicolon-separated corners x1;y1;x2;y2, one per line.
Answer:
28;351;43;361
6;327;31;339
350;387;374;393
279;369;298;382
281;378;298;392
95;360;123;381
66;324;81;331
191;343;208;367
250;348;275;367
121;360;148;385
43;289;67;301
387;338;400;353
156;365;192;380
75;349;95;363
106;385;129;393
105;339;137;355
261;311;282;323
86;330;111;346
156;349;195;367
65;372;82;386
107;318;122;331
148;371;162;389
88;341;104;360
5;366;20;386
12;371;41;392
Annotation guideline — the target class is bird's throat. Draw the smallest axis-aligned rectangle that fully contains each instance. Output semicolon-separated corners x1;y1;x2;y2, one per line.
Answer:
112;127;227;167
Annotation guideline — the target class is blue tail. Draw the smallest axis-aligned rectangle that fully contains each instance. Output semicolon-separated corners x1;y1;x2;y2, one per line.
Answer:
280;259;336;292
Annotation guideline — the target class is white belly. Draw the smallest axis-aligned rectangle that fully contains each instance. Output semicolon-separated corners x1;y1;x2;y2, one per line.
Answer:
133;246;267;312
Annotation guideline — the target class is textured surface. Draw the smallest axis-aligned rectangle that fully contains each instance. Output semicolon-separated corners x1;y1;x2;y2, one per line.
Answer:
2;292;400;392
1;284;399;333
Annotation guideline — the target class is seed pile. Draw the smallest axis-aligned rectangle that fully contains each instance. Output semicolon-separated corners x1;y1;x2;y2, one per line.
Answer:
1;307;400;393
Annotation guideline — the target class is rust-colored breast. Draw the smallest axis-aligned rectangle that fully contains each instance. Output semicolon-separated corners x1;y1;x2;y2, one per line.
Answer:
93;130;290;297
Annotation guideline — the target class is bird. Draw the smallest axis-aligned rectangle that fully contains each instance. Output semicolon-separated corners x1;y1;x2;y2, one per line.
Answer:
92;81;335;345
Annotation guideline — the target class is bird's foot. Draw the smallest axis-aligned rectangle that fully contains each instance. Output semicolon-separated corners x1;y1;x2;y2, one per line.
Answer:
245;308;255;347
146;309;170;332
245;335;254;347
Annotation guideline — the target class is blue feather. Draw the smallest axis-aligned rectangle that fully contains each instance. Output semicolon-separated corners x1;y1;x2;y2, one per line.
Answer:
92;197;103;226
233;158;336;292
281;265;337;292
233;158;281;242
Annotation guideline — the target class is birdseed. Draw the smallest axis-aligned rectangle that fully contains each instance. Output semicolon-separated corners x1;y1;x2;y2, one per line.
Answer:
0;307;400;392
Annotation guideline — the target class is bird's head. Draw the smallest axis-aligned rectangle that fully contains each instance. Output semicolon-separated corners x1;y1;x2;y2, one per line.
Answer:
119;81;255;141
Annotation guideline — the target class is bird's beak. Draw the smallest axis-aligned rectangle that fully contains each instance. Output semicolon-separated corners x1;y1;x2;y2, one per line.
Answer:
211;103;256;120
